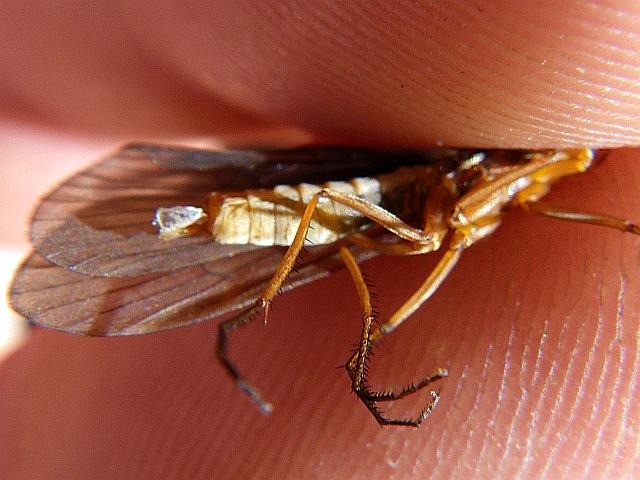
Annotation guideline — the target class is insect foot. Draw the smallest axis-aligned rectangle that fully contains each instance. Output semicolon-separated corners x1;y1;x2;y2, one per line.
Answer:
346;351;449;427
217;302;274;414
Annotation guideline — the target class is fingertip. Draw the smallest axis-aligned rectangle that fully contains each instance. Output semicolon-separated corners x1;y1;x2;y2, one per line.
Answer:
145;1;640;147
2;2;638;147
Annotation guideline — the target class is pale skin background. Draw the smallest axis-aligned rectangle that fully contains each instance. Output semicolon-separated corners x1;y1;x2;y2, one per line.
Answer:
1;1;640;479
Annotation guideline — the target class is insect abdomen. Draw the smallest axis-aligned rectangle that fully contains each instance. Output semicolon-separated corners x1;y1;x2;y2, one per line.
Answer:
209;177;384;246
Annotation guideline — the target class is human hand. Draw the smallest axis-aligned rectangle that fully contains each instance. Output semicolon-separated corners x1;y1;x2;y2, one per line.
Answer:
1;2;639;479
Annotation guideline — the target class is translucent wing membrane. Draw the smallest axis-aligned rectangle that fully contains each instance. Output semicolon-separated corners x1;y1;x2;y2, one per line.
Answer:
11;244;378;336
30;145;261;276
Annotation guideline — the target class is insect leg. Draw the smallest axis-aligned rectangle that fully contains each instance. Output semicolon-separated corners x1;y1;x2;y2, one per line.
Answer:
348;233;437;255
340;246;447;427
369;246;463;344
260;188;441;310
218;189;442;414
341;186;481;425
217;303;274;414
521;201;640;235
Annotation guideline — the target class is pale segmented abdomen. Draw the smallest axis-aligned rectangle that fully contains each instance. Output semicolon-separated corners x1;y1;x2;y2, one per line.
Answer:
209;177;383;246
154;167;424;245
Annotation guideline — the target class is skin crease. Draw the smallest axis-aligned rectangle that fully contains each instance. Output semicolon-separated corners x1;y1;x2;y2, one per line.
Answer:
1;1;640;479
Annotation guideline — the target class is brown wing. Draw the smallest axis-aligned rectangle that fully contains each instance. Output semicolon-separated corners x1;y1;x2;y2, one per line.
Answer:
9;245;378;336
133;143;450;184
30;144;265;276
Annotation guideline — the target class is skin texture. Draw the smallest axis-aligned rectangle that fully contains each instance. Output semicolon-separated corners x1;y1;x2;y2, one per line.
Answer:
1;1;640;479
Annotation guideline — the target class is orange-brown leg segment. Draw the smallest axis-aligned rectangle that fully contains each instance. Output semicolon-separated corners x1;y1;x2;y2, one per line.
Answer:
522;201;640;235
348;233;438;256
370;246;463;344
259;189;442;306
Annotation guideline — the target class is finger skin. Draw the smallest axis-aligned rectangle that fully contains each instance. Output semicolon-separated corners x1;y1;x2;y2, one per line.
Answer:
1;1;639;147
1;149;639;479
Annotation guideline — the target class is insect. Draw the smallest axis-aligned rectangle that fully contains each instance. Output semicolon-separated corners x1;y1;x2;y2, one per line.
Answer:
9;145;640;427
